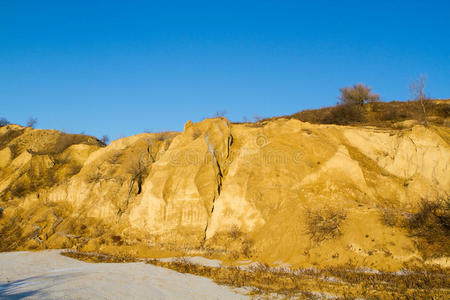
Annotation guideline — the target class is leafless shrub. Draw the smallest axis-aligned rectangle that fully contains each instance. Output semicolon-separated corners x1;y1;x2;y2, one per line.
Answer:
8;144;20;159
10;182;27;198
106;151;122;164
17;160;59;194
410;74;430;126
405;197;449;240
378;197;450;258
156;131;172;141
380;208;400;227
253;114;262;122
124;152;150;197
172;257;196;273
68;164;82;176
111;235;123;245
306;207;347;243
127;152;147;178
0;128;24;150
50;153;70;166
26;117;38;128
0;117;10;127
228;224;242;240
100;135;110;145
241;238;254;258
86;170;103;183
192;130;202;139
214;110;227;118
0;216;25;251
248;262;271;273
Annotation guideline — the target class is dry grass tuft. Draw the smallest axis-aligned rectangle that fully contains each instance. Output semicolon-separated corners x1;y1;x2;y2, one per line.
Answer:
10;182;27;198
0;216;24;251
61;250;137;263
228;224;242;240
305;207;346;243
111;235;123;246
205;226;255;259
8;144;21;159
86;170;103;183
0;128;24;150
192;130;202;139
106;151;122;164
380;208;400;227
52;134;104;153
404;197;450;257
156;131;172;141
378;197;450;258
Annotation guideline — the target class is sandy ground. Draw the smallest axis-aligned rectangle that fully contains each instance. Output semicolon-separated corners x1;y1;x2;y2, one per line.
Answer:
0;250;248;300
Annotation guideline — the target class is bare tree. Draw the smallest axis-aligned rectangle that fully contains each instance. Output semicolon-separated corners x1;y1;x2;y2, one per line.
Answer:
253;114;262;122
339;83;380;106
100;135;110;145
126;151;149;196
214;110;227;118
26;117;38;128
409;74;429;127
0;117;10;127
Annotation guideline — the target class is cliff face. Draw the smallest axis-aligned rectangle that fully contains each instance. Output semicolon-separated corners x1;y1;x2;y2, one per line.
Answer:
0;118;449;270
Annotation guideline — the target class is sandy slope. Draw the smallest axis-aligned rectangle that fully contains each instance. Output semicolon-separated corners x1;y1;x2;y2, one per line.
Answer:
1;119;449;269
0;250;247;300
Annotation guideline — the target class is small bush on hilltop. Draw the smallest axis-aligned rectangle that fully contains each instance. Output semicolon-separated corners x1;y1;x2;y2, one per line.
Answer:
339;83;380;106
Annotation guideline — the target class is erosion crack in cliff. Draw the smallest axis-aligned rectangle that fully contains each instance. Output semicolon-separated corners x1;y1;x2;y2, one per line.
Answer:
201;132;232;244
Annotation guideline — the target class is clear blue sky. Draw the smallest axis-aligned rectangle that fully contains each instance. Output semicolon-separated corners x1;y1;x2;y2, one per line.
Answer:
1;1;449;140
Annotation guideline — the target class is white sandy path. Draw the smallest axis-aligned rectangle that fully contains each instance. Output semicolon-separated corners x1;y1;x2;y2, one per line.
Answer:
0;250;248;300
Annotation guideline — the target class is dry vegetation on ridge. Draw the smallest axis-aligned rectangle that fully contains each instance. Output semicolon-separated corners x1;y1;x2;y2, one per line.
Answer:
261;99;450;128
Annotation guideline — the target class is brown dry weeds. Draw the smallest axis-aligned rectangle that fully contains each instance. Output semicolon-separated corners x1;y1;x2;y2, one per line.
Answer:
62;251;450;299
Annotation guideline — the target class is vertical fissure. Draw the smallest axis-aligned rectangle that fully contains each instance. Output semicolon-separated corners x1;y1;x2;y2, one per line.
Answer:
202;131;232;244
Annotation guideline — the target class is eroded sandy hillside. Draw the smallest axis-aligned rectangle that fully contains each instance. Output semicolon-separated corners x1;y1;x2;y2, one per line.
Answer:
0;117;449;271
